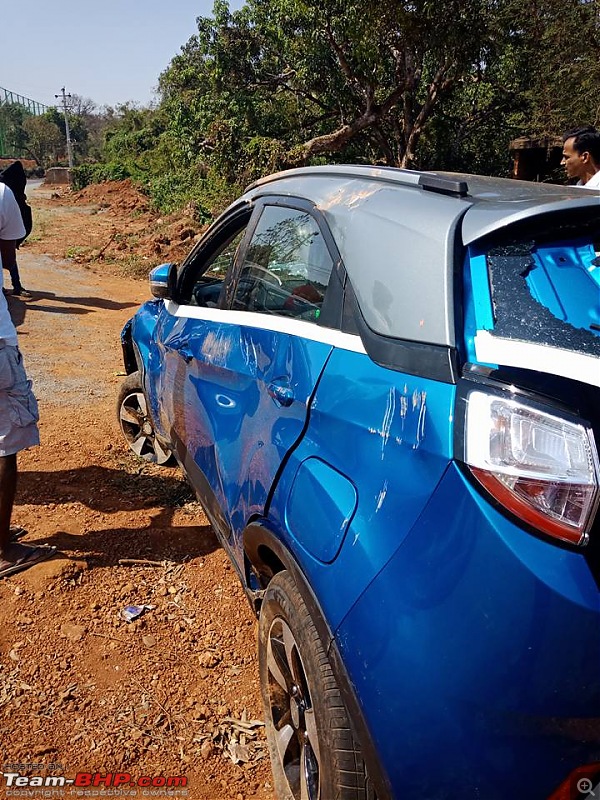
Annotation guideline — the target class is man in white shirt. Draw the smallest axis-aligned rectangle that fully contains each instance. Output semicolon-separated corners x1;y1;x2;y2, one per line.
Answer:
561;126;600;189
0;183;54;577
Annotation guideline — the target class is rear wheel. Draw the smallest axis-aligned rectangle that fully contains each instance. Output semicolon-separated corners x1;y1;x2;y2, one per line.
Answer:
258;570;369;800
117;371;172;465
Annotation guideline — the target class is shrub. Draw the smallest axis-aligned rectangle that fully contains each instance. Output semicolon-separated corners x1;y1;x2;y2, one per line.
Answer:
71;162;131;190
146;167;240;222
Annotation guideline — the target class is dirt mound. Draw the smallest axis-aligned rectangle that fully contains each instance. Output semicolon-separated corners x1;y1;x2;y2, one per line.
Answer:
0;158;38;173
27;180;207;278
72;179;151;215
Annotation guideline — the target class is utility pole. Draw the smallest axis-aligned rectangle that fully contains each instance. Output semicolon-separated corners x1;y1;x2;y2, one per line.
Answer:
55;87;74;168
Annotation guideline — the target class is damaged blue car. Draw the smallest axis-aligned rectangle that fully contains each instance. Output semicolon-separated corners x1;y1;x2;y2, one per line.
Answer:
118;165;600;800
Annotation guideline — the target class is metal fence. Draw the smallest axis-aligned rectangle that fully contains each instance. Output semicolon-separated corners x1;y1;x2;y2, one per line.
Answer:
0;86;49;157
0;86;48;116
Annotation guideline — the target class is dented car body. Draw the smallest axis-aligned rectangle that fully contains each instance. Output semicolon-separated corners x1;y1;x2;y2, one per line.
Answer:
119;166;600;800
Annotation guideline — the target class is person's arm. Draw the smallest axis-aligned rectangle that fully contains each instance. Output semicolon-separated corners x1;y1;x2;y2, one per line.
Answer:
0;239;18;271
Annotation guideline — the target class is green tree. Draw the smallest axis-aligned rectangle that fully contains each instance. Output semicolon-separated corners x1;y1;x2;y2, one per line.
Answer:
519;0;600;135
159;0;507;170
253;0;501;166
45;106;90;163
80;0;600;213
22;115;63;167
0;103;29;157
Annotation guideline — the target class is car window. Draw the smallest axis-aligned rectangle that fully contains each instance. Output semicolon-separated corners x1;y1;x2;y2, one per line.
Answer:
232;206;334;322
180;226;248;307
478;217;600;357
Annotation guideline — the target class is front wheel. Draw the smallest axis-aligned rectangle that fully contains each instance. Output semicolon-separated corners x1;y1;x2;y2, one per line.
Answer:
258;570;369;800
116;371;172;465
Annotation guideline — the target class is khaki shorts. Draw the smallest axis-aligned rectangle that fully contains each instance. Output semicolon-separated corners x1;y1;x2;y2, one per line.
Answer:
0;343;40;457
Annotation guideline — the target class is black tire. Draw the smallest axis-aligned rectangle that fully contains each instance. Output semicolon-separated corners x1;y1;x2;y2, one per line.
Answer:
116;371;173;465
259;570;369;800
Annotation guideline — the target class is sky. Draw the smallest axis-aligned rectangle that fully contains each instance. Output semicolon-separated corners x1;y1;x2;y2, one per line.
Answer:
1;0;243;111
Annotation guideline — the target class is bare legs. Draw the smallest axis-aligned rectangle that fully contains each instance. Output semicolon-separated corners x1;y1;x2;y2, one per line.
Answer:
0;453;17;553
0;453;50;571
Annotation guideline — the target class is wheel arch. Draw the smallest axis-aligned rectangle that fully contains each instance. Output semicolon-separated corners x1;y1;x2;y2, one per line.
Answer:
243;520;392;800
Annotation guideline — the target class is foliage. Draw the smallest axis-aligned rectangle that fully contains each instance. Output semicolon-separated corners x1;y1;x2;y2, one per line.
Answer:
146;167;237;222
0;104;29;157
22;115;63;168
71;162;132;191
7;0;598;217
518;0;600;135
155;0;523;174
102;104;162;164
88;0;597;213
250;0;500;166
417;31;531;175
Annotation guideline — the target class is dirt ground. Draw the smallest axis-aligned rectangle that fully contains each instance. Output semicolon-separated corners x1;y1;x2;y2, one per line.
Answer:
0;182;274;799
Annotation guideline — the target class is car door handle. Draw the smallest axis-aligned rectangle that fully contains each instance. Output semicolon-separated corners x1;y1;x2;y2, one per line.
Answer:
268;382;294;407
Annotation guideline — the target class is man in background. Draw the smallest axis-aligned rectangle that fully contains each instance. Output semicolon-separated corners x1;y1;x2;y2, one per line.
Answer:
561;125;600;189
0;160;32;297
0;180;53;578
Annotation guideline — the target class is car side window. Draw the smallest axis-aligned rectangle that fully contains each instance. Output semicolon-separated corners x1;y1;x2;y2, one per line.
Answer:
232;206;334;322
179;226;248;307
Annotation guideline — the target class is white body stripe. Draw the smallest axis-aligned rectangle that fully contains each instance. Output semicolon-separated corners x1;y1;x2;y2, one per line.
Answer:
474;330;600;388
165;300;367;354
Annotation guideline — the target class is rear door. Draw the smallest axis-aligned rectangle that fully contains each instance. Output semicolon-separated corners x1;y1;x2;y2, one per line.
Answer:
157;199;339;542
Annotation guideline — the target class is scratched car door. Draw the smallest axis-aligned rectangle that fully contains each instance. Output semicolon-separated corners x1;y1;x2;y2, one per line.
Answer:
161;202;337;540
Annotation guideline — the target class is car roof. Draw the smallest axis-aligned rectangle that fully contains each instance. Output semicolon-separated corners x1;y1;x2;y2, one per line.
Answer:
244;165;600;348
249;165;600;242
438;171;600;244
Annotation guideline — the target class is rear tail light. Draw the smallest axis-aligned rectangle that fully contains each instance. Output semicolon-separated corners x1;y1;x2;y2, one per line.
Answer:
462;389;600;545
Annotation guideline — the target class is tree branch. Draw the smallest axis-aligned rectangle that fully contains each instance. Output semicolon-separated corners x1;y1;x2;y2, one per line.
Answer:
249;70;331;112
290;75;407;164
292;112;379;162
370;125;395;166
402;60;455;166
323;22;367;102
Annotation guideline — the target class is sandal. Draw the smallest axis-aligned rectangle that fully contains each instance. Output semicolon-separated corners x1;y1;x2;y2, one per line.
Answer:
9;525;27;542
0;545;56;579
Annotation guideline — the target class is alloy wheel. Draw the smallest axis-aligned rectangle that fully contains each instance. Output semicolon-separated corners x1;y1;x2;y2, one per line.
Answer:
118;388;171;465
265;616;321;800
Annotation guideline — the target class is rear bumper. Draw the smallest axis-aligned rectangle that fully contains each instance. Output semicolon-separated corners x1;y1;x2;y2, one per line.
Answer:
336;463;600;799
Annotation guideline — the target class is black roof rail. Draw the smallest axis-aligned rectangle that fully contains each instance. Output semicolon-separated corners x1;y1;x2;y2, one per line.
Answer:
419;174;469;197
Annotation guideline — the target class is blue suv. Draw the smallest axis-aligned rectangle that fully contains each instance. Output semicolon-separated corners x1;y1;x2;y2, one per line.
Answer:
117;166;600;800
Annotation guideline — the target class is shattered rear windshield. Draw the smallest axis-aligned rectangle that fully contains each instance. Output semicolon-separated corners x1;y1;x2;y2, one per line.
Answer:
484;213;600;356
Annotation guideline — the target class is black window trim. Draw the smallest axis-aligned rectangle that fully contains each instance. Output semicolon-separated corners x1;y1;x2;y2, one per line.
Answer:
176;201;255;306
226;194;344;331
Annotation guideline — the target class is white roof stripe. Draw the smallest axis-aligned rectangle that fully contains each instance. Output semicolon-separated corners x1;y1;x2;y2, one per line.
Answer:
165;300;367;355
474;330;600;388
